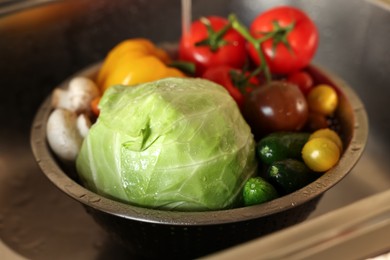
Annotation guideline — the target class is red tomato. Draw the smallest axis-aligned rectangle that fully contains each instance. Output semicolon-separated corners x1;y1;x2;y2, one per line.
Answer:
248;6;319;74
287;70;314;95
179;16;247;76
202;65;259;109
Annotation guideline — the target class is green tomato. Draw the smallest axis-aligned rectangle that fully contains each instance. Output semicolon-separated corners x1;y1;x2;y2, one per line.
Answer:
243;177;278;206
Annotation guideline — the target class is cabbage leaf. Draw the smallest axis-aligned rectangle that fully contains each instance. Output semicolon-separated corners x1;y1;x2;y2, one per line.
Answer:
76;77;257;211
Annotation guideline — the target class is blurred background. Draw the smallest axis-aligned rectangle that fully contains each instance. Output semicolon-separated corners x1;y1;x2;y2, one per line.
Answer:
0;0;389;259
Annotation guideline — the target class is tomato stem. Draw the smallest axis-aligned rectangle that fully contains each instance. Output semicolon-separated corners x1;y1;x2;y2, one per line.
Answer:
229;14;296;82
229;69;248;93
228;69;251;93
260;20;295;57
195;17;231;52
228;14;272;83
169;60;196;75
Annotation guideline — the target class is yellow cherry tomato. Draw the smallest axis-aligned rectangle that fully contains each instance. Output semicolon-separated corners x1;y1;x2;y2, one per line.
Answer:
309;128;343;152
307;84;338;115
302;137;340;172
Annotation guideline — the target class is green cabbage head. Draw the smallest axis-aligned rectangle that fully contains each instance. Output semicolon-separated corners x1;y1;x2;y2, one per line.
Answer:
76;77;257;211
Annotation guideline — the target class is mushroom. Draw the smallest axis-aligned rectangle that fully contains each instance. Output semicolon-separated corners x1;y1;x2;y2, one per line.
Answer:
77;113;92;138
47;76;99;161
51;76;100;114
46;108;92;162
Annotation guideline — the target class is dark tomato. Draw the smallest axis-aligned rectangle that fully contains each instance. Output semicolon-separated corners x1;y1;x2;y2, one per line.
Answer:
179;16;247;76
243;81;309;139
306;112;329;131
248;6;319;74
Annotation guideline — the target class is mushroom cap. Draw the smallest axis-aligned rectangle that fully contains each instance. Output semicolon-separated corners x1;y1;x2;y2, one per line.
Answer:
46;108;83;161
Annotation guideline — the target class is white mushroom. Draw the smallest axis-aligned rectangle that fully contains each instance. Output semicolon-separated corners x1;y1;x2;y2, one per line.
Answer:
51;76;100;114
46;108;90;162
47;76;99;161
77;113;92;138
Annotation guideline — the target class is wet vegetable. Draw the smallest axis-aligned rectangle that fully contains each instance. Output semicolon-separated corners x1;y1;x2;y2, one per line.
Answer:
202;65;260;109
309;128;343;152
256;132;310;164
307;84;338;115
97;38;185;92
287;70;314;95
306;112;330;131
248;6;319;74
243;81;309;139
76;78;257;211
266;159;314;194
179;16;247;76
302;137;340;172
243;177;279;206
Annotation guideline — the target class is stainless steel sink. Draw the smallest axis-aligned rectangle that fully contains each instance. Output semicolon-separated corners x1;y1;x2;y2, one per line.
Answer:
1;0;389;259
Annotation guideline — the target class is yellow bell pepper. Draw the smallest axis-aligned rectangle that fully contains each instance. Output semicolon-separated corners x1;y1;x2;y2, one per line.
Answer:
96;38;185;92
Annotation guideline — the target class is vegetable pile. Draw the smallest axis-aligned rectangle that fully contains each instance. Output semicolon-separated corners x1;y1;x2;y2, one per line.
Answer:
46;6;344;211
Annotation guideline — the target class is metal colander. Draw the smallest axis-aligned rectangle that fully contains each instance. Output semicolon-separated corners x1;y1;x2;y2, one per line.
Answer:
30;63;368;258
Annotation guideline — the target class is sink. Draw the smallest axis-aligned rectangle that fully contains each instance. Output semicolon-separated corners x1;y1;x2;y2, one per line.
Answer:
0;0;389;258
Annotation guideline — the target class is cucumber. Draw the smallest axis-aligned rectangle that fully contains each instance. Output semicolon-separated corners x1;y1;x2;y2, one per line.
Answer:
256;132;310;164
265;159;315;195
242;177;279;206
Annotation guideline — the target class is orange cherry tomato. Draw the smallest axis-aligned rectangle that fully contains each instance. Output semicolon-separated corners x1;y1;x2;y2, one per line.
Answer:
307;84;338;115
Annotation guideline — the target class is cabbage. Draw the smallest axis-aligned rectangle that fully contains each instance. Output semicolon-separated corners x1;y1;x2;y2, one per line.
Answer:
76;77;257;211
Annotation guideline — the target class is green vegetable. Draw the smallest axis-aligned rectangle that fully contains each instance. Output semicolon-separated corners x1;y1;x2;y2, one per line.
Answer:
256;132;310;164
266;159;314;194
243;177;278;206
76;77;257;211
